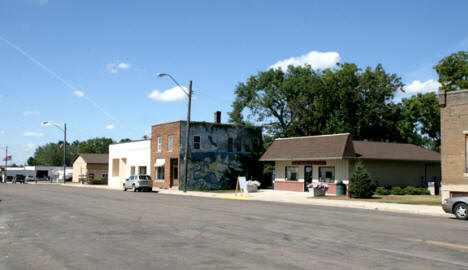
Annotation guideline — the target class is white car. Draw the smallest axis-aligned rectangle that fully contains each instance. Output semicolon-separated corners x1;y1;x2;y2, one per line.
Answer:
123;174;153;192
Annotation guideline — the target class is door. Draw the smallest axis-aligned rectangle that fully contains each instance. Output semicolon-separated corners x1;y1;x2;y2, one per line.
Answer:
304;166;313;191
170;158;179;187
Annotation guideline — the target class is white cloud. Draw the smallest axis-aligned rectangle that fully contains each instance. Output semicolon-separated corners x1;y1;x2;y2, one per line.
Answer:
147;86;187;102
22;110;40;116
106;61;131;74
0;130;7;135
404;79;440;93
269;50;341;71
23;131;44;137
24;143;36;153
73;90;85;98
105;124;115;130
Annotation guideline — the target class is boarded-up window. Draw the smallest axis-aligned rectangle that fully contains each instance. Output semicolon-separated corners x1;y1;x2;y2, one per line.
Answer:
112;159;119;177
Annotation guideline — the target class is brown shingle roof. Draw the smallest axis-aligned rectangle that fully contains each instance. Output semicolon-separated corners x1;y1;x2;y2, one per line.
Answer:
76;153;109;164
260;133;355;161
353;141;440;162
260;134;440;162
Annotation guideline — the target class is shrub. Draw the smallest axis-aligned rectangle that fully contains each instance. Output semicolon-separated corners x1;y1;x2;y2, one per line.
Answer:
348;161;375;198
402;186;430;195
374;187;390;195
88;178;108;185
390;187;405;195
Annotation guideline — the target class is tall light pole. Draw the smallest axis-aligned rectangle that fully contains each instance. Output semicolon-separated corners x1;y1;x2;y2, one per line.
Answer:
42;121;67;183
156;73;192;193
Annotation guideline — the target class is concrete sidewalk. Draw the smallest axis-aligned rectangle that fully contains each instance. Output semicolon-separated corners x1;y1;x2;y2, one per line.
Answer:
56;183;450;218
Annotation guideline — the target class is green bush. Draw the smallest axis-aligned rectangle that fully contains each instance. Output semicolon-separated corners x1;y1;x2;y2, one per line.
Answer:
390;187;405;195
88;178;108;185
374;186;390;195
402;186;430;195
348;161;375;198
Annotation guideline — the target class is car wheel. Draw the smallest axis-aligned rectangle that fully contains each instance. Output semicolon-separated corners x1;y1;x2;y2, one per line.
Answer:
122;184;127;192
454;203;468;220
132;185;137;192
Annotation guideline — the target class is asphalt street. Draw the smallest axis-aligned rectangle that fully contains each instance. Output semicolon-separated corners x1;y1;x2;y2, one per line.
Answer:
0;184;467;270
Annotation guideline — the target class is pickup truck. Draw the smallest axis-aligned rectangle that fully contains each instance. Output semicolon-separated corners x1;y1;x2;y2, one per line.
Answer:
13;174;26;184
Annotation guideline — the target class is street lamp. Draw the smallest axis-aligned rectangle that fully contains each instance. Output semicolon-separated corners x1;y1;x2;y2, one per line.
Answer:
42;121;67;183
156;73;192;193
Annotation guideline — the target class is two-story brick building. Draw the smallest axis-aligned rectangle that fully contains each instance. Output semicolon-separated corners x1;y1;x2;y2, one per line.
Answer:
151;112;262;190
440;89;468;198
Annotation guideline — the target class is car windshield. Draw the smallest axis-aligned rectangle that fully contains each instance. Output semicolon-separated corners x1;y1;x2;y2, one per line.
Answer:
139;175;151;180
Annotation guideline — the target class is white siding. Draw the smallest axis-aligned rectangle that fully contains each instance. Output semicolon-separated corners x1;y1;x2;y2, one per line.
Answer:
108;140;151;188
275;159;349;183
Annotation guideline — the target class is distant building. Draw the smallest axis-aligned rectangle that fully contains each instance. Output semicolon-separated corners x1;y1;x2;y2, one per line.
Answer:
2;166;72;181
439;89;468;198
108;139;151;188
261;133;440;193
72;154;109;183
151;112;262;190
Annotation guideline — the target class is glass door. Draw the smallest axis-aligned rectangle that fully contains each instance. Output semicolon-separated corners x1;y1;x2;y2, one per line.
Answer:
304;166;313;191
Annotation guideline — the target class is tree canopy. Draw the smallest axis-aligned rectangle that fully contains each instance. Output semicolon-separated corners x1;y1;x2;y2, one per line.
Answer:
434;50;468;91
229;63;441;151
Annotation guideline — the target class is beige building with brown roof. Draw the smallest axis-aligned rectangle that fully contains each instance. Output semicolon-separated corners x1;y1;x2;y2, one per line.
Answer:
72;153;109;183
439;89;468;198
261;133;440;193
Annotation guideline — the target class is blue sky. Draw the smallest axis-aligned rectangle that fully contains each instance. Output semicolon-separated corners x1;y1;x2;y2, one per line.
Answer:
0;0;467;164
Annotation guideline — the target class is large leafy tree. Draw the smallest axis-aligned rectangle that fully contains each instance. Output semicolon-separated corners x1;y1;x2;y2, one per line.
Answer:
434;51;468;91
229;63;405;142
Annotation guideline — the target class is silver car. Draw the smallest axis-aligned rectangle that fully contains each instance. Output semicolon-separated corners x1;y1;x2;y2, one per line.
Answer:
123;174;153;192
442;196;468;220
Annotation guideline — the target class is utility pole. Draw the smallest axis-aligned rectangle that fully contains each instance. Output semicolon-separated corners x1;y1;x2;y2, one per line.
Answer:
183;81;192;193
63;123;67;184
3;146;6;183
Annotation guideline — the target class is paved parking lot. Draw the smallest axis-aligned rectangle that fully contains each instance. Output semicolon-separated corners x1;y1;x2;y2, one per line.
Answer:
0;184;467;270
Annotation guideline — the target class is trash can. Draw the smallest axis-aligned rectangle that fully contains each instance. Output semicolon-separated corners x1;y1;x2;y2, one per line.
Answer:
336;180;346;196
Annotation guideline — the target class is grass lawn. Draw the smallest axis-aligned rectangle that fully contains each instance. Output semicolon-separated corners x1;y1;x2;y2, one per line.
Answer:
315;195;442;206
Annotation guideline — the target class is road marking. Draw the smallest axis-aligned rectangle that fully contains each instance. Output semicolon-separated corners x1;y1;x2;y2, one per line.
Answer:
219;196;250;200
411;238;468;250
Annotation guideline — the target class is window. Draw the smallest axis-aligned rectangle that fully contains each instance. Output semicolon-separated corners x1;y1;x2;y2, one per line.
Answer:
157;136;162;152
244;140;251;152
156;167;165;180
168;135;173;152
112;159;119;177
101;173;108;179
228;138;233;152
465;135;468;173
139;166;147;175
319;167;335;183
193;136;201;149
285;166;298;181
236;138;242;152
130;166;135;175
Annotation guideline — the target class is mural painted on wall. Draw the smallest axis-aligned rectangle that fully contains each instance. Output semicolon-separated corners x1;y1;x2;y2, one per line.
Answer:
179;122;262;190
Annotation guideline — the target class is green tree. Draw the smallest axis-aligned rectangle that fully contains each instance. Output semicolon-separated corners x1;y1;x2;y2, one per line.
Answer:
27;157;37;166
399;93;440;151
348;161;375;198
77;137;114;154
229;63;404;142
434;51;468;91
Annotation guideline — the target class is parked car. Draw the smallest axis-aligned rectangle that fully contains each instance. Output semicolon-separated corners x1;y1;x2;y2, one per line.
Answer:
13;174;26;184
26;175;35;182
6;176;13;182
123;174;153;192
442;196;468;220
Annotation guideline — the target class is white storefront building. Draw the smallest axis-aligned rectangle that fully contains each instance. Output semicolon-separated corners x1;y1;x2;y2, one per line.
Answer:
108;139;151;188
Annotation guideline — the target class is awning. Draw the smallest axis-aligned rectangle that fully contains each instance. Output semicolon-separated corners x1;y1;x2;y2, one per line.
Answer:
154;158;165;167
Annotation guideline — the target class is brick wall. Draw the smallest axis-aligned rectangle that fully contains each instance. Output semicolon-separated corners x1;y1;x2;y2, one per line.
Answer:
151;121;181;189
274;180;304;192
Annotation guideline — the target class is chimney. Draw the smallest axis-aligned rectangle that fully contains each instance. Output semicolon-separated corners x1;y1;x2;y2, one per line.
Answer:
214;111;221;123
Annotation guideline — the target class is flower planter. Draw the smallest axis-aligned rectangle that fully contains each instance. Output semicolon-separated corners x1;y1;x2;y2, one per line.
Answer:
311;188;327;197
246;184;258;192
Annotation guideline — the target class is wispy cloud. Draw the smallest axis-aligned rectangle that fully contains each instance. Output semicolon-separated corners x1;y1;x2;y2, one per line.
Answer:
269;50;341;71
73;90;85;98
404;79;440;93
23;131;44;137
28;0;48;5
147;86;187;102
0;94;3;99
0;130;7;135
105;124;115;130
106;61;131;74
22;110;40;116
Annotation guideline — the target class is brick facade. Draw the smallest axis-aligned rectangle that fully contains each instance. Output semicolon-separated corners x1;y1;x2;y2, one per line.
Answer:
151;121;181;189
440;89;468;198
274;180;304;192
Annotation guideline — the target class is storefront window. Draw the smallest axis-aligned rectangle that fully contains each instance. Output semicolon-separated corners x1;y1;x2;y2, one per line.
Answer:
319;167;335;183
156;167;164;180
285;166;298;181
